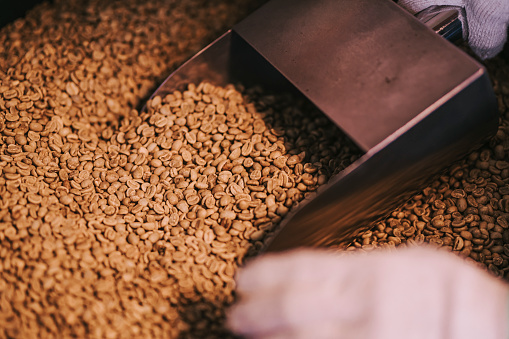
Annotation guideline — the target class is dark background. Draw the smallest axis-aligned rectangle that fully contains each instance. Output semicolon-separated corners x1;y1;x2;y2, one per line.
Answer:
0;0;50;28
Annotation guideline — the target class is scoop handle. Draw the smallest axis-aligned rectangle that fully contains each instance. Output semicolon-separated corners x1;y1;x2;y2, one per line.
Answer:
416;5;464;42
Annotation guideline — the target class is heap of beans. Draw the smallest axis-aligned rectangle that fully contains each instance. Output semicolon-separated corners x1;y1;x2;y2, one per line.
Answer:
0;0;272;337
0;0;361;336
1;0;509;337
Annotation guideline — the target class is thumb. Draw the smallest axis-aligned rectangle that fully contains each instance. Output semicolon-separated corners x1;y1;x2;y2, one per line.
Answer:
466;0;509;59
398;0;464;14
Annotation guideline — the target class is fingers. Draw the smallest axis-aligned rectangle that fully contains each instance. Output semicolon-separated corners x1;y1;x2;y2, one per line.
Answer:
234;249;347;293
228;246;509;339
241;324;363;339
228;281;370;339
227;286;286;336
228;250;332;336
398;0;464;14
466;0;509;59
228;249;368;337
228;247;449;338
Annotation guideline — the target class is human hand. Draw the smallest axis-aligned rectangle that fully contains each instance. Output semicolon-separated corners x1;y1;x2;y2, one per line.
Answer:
399;0;509;59
227;247;508;339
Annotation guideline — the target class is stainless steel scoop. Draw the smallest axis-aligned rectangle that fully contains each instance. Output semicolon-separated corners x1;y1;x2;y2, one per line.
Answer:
145;0;498;251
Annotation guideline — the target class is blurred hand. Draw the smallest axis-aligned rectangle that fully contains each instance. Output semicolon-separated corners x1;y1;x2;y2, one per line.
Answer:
399;0;509;59
228;247;508;339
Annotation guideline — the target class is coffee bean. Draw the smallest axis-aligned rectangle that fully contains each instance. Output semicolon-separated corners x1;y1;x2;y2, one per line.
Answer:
4;0;509;337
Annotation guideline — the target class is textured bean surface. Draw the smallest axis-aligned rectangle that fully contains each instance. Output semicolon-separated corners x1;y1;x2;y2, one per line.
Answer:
2;0;509;338
0;1;271;338
0;0;362;337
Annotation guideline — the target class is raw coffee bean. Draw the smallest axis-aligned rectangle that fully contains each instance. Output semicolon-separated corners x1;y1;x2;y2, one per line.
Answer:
0;36;361;339
5;0;509;337
1;0;360;337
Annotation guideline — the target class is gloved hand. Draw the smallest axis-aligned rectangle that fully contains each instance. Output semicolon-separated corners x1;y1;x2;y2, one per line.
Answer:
399;0;509;59
227;247;509;339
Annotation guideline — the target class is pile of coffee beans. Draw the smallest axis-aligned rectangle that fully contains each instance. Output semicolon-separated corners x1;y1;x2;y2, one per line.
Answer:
0;0;276;338
2;0;509;337
0;0;361;335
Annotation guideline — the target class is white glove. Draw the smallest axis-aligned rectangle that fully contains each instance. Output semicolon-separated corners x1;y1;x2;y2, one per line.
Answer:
399;0;509;59
227;247;509;339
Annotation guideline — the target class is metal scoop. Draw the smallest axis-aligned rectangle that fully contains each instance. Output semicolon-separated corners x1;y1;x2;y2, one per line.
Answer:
145;0;498;251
